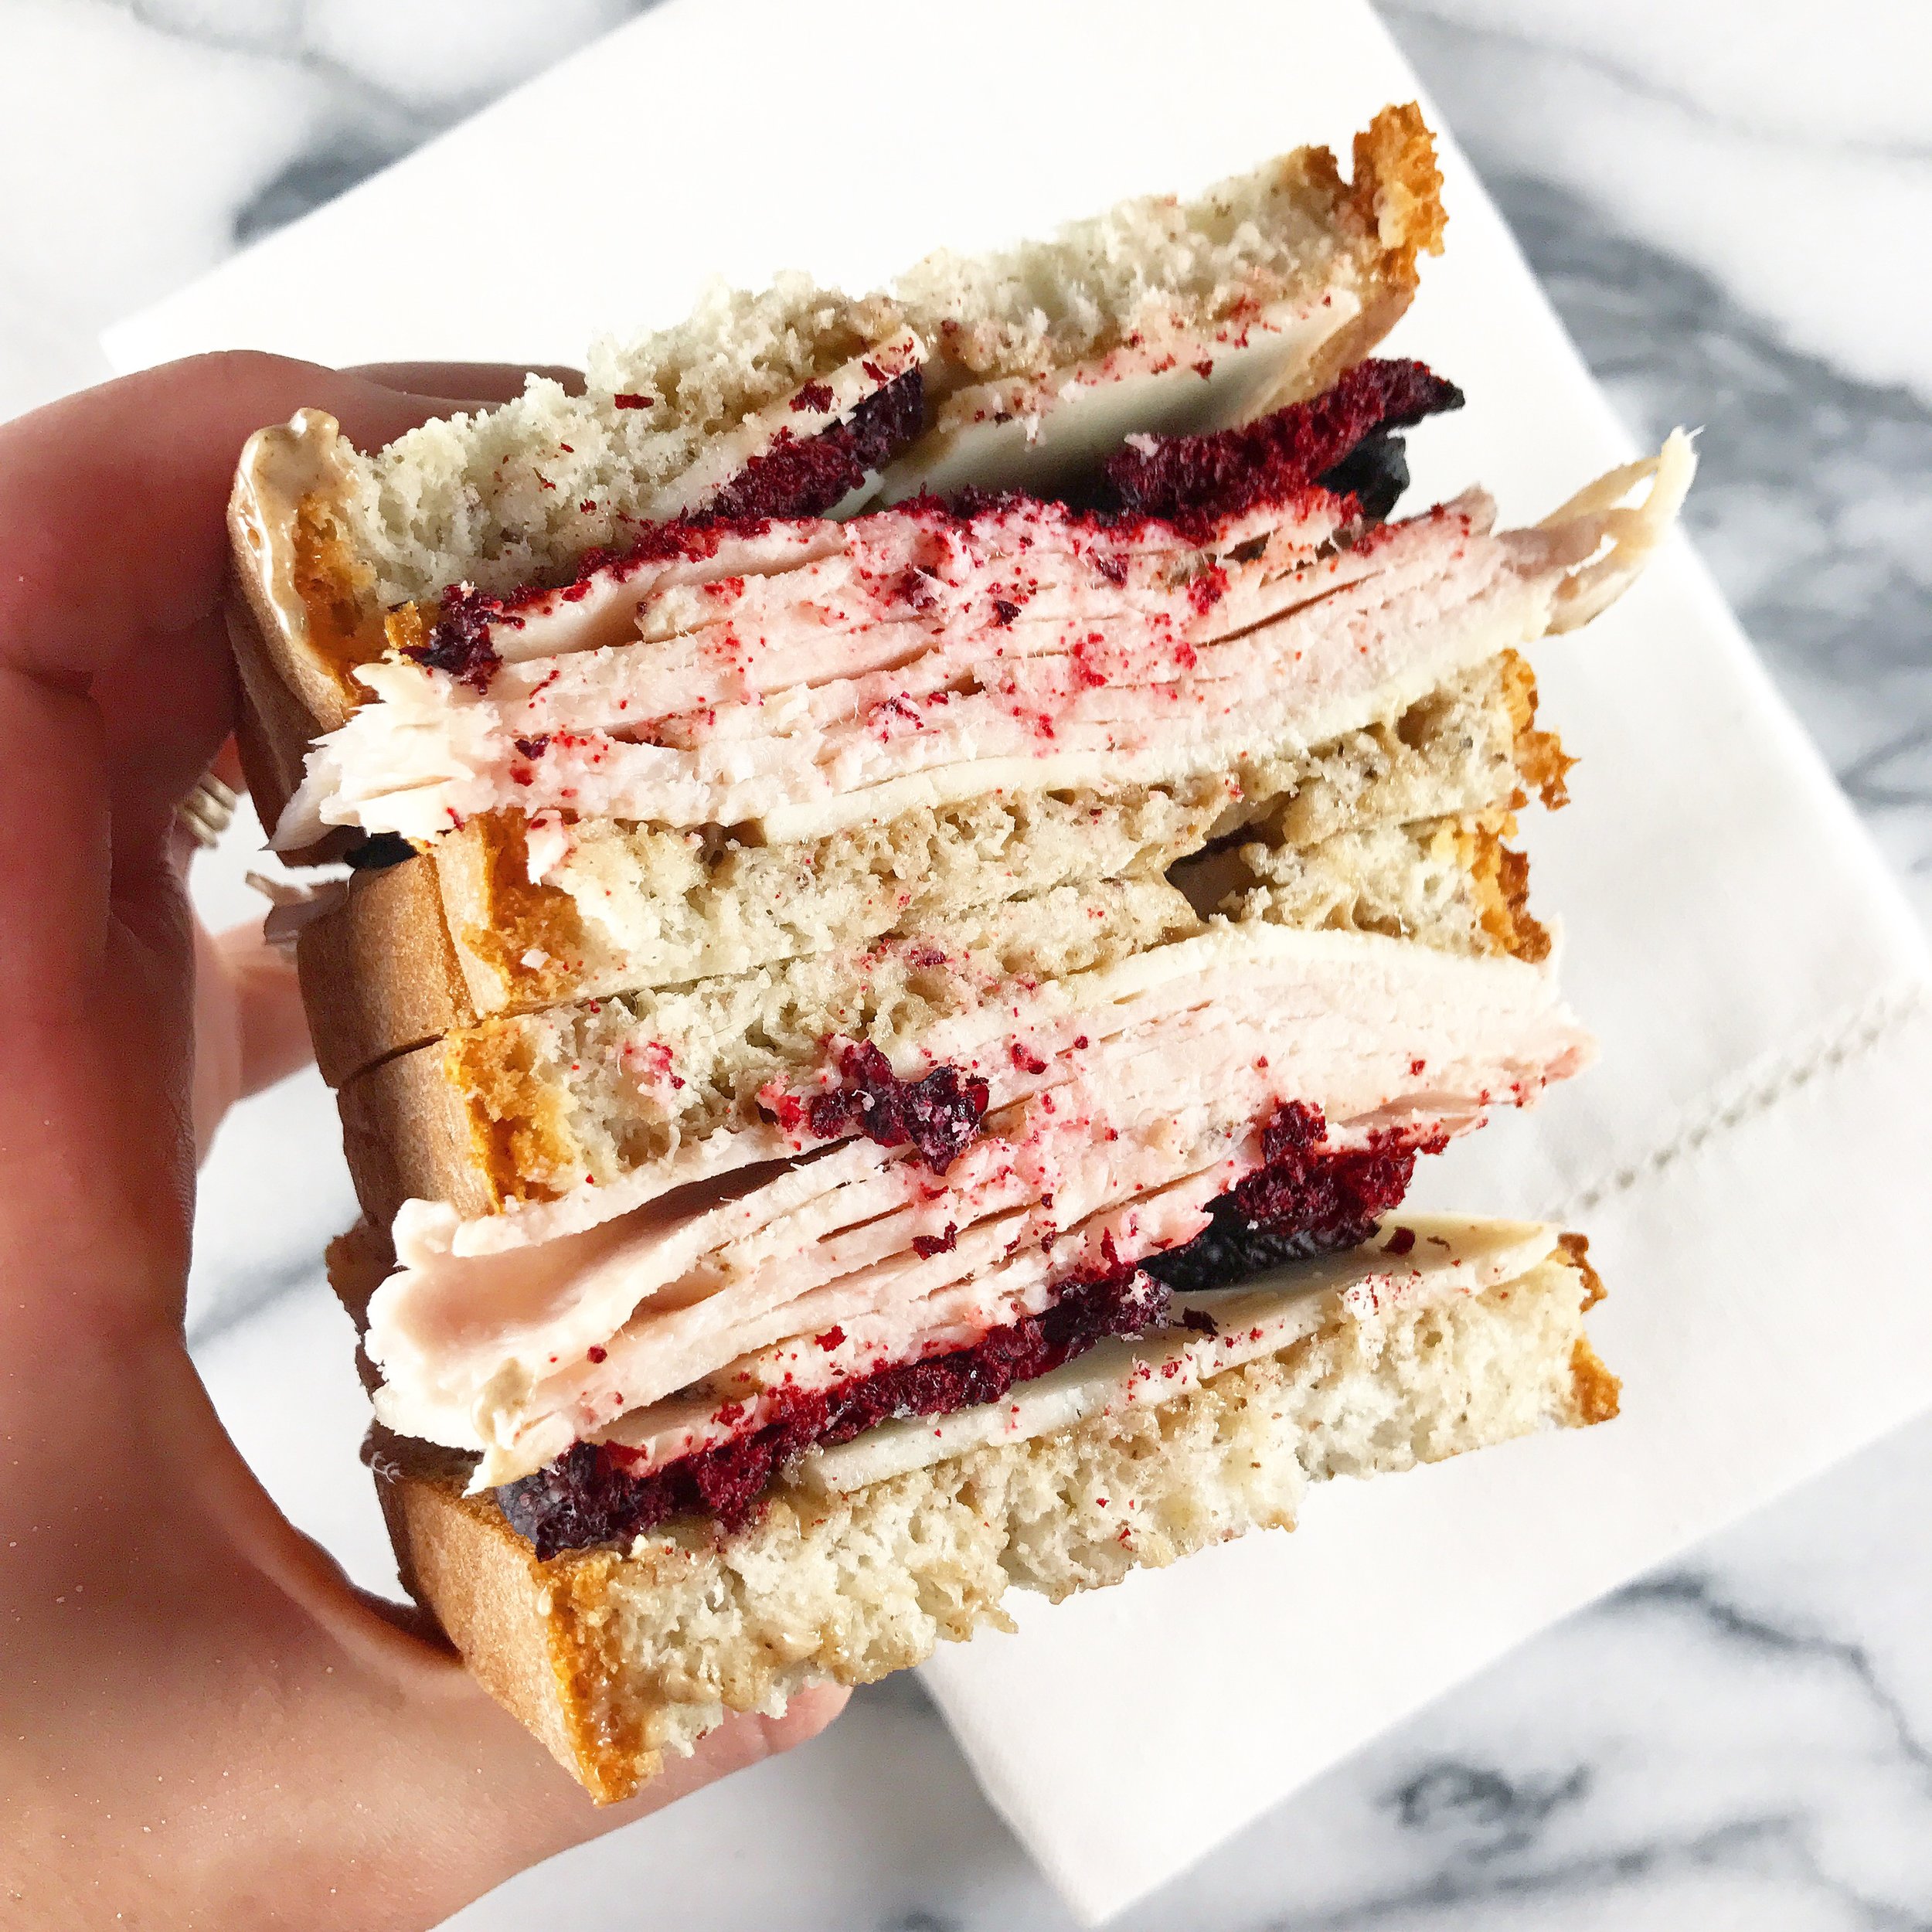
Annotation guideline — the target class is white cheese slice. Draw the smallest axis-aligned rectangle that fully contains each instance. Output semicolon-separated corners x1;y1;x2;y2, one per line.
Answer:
871;298;1358;505
794;1214;1561;1494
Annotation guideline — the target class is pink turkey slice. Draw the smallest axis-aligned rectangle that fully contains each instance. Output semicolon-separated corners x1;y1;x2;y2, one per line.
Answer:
505;1167;1236;1485
366;925;1590;1480
276;436;1689;851
291;502;1518;842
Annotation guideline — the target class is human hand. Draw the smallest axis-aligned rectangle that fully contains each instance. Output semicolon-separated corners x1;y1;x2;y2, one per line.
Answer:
0;356;846;1932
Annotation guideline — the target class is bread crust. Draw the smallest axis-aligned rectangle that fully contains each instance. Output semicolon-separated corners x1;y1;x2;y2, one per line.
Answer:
377;1453;645;1802
1254;102;1447;416
338;1043;498;1224
226;410;382;856
300;859;472;1087
226;597;331;860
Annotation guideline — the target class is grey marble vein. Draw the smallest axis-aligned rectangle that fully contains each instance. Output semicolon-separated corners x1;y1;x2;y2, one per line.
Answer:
1066;1560;1932;1932
1389;1;1932;165
112;0;672;244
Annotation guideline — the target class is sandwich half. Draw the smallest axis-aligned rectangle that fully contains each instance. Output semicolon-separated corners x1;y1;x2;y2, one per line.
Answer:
227;104;1677;1800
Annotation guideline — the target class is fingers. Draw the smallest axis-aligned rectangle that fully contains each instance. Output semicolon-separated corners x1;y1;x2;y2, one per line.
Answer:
191;919;313;1155
190;920;243;1160
349;361;587;401
0;354;546;1152
219;922;313;1099
0;658;113;1019
0;352;583;859
625;1684;854;1813
406;1683;853;1923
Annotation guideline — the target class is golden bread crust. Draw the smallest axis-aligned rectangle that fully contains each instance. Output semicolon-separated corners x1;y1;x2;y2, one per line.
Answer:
1568;1338;1624;1425
434;814;588;1015
1501;649;1577;811
378;1454;650;1803
1266;103;1446;412
1351;101;1448;287
299;859;471;1087
1454;813;1552;964
338;1041;500;1224
225;412;379;852
226;596;328;855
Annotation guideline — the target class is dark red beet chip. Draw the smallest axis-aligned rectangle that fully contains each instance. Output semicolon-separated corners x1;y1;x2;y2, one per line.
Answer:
405;371;927;683
706;368;924;523
1145;1101;1441;1294
801;1040;990;1174
402;586;509;692
406;361;1455;684
1101;359;1464;532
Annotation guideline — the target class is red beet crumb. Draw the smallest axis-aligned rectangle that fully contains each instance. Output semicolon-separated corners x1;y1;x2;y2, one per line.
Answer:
403;584;509;692
497;1114;1450;1557
1383;1226;1417;1257
1103;359;1464;533
706;369;923;523
612;393;652;409
406;372;924;667
912;1223;959;1259
802;1040;990;1174
1148;1100;1442;1293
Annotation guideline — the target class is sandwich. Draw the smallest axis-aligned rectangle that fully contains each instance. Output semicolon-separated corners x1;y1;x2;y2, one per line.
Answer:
226;104;1687;1801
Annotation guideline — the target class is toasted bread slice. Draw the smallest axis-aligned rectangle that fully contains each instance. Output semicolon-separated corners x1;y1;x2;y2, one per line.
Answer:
299;648;1555;1087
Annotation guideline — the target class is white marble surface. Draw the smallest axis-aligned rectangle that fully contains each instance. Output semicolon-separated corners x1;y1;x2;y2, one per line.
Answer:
7;2;1932;1924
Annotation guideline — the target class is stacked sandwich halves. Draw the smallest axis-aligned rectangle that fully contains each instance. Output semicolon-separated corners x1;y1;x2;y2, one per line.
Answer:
227;106;1685;1801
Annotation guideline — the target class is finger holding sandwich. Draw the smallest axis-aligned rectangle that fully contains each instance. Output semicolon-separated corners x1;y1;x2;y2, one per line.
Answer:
0;357;845;1932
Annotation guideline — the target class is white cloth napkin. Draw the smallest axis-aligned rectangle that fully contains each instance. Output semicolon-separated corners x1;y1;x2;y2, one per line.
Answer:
107;0;1932;1920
